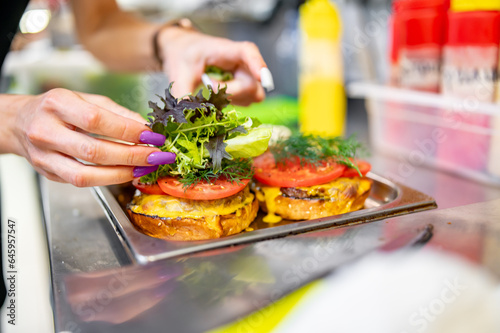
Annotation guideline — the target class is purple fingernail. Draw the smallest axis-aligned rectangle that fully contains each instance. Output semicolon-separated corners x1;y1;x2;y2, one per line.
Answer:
133;165;158;178
147;152;176;165
140;131;166;146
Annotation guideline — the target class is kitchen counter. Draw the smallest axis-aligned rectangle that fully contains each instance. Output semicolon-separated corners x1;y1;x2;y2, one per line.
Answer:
3;99;500;332
41;161;500;333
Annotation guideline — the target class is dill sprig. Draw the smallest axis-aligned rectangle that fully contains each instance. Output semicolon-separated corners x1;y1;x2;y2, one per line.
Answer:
178;158;254;189
270;134;365;172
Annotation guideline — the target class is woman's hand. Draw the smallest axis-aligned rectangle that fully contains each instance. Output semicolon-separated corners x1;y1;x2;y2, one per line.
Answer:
71;1;271;104
158;26;269;106
2;89;174;187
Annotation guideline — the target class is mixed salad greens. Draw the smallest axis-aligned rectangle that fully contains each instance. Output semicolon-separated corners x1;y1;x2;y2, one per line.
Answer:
140;83;271;187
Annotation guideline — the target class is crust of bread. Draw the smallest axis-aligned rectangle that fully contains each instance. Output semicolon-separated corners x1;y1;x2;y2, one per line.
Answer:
127;198;258;241
258;181;372;220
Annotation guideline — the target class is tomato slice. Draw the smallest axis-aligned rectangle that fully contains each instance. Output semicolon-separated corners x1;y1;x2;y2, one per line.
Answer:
132;179;166;195
157;177;250;200
342;160;371;178
253;152;346;188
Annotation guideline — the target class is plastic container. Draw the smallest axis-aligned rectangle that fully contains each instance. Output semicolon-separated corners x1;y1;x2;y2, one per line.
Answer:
348;82;500;185
298;0;345;137
490;51;500;177
398;9;445;92
439;11;500;171
389;0;448;89
441;11;500;100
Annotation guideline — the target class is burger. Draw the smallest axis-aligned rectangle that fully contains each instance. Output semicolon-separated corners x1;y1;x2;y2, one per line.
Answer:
127;83;271;241
251;134;372;223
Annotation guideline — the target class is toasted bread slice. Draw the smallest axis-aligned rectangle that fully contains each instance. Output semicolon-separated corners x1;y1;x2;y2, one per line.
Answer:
127;187;258;241
253;177;372;221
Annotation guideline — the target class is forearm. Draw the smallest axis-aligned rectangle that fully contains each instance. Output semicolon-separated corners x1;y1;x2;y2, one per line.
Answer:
70;0;269;105
71;0;160;72
0;94;30;156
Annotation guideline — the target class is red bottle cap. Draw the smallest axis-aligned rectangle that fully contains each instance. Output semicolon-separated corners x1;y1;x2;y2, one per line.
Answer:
447;11;500;46
401;9;447;47
390;0;449;62
393;0;449;12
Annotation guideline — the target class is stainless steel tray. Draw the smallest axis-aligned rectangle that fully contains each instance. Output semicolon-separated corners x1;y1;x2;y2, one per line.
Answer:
92;173;436;264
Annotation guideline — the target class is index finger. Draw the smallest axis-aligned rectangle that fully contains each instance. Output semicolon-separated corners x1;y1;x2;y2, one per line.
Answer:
77;92;147;123
44;89;151;144
206;40;267;82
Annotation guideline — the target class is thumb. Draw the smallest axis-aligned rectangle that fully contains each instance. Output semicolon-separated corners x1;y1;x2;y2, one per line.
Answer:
167;63;200;98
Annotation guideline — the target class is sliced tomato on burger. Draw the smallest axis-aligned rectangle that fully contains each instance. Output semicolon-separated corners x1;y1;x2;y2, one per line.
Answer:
158;176;250;200
132;179;166;195
342;160;371;178
253;152;346;188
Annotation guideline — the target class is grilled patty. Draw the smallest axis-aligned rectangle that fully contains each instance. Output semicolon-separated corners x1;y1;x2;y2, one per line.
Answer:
279;181;360;200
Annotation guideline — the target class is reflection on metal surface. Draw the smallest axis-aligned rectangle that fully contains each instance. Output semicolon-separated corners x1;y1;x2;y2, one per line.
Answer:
92;173;437;264
60;223;432;333
379;224;433;252
42;170;500;333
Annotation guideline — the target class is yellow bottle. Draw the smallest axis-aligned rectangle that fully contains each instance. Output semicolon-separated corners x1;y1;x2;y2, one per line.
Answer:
298;0;345;137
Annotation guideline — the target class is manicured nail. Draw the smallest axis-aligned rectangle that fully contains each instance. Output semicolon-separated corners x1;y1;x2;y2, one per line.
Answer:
147;152;176;165
201;73;213;88
140;131;166;146
260;67;275;92
133;165;158;178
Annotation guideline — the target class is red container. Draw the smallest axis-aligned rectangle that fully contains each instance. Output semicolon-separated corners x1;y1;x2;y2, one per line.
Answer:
398;8;446;92
387;0;448;158
389;0;448;89
438;11;500;171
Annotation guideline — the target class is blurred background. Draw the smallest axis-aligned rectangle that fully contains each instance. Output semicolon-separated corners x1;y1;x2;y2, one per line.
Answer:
4;3;500;332
3;0;500;184
1;0;391;130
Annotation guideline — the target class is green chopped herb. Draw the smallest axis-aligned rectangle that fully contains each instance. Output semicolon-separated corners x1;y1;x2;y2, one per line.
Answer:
205;65;234;82
270;133;366;176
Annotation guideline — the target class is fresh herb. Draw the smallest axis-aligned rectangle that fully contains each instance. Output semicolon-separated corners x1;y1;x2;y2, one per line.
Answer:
270;134;365;175
140;83;271;185
205;65;233;82
178;158;254;188
205;135;233;171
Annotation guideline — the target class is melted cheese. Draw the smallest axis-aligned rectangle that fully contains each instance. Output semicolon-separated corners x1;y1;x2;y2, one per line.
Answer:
129;188;254;219
253;177;371;222
261;187;282;223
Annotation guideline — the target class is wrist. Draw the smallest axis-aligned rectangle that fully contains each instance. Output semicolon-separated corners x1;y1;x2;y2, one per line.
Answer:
0;94;33;155
153;18;197;69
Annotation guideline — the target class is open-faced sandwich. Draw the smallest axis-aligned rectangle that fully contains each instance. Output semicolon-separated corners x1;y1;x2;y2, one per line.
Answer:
252;134;372;223
127;83;271;241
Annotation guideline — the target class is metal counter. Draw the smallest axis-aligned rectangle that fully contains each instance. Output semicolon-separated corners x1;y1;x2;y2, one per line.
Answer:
41;151;500;332
1;99;495;332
